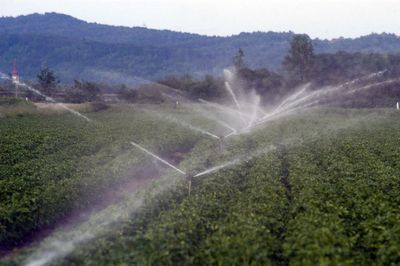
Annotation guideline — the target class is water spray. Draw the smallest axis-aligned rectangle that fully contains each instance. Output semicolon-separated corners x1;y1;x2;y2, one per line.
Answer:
129;140;208;197
23;109;378;266
199;99;252;120
130;141;186;175
0;72;91;122
190;105;238;134
346;78;400;95
194;144;277;178
14;68;397;266
142;109;220;140
193;159;240;178
221;69;266;130
224;81;242;112
236;71;397;135
273;84;310;113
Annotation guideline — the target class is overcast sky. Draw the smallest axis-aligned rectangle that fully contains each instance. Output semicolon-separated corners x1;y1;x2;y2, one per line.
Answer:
0;0;399;39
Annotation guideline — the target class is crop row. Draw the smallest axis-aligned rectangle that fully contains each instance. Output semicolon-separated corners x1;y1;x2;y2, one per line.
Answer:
0;107;201;246
46;109;400;265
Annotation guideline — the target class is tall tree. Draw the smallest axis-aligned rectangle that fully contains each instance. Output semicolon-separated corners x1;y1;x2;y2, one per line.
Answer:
283;34;315;86
37;67;59;94
66;80;101;103
233;48;246;70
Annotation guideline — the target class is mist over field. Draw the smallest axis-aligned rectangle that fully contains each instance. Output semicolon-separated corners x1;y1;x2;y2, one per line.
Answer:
1;2;400;265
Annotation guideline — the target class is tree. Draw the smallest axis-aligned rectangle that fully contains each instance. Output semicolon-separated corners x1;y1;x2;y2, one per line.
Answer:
283;34;315;86
233;48;246;70
65;80;100;103
117;86;138;103
37;67;59;94
236;67;285;103
187;75;225;100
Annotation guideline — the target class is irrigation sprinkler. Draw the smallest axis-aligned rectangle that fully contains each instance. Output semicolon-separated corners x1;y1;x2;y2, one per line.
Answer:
20;66;400;266
129;139;233;196
130;141;194;196
185;172;195;196
218;135;226;153
129;139;245;196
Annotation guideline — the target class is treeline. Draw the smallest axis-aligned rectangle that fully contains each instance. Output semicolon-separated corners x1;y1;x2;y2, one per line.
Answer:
156;34;400;105
283;34;400;86
1;34;400;107
2;13;400;82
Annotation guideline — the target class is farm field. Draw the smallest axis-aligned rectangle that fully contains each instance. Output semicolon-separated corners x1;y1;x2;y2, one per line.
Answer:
1;2;400;265
0;104;203;251
1;104;400;265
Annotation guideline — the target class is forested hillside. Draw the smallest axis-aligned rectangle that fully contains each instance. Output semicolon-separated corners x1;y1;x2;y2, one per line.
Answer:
0;13;400;82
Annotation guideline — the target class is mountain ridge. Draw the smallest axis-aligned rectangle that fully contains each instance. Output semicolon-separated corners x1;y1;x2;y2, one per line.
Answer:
2;12;399;42
0;13;399;82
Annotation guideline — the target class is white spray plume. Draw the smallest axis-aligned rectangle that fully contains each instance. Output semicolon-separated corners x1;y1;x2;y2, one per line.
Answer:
130;141;186;175
23;195;147;266
189;105;237;134
194;145;276;178
242;70;394;134
0;72;91;122
25;234;92;266
142;109;220;140
22;108;382;266
222;69;264;130
13;68;395;266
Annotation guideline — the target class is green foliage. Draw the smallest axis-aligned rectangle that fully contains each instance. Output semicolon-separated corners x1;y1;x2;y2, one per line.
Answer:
283;34;315;86
2;103;400;266
15;108;397;266
1;14;400;81
0;97;26;106
89;101;109;112
0;106;200;246
283;123;400;265
117;86;138;103
36;67;59;94
186;75;225;100
65;80;101;103
0;97;36;117
312;51;400;86
232;48;246;70
237;67;285;103
158;74;226;101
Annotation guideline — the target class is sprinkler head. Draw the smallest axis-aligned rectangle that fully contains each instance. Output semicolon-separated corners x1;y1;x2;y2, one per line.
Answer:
185;172;195;181
185;171;195;197
218;135;226;153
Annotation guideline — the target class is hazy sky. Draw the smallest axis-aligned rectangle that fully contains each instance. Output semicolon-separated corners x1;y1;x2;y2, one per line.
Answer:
0;0;399;39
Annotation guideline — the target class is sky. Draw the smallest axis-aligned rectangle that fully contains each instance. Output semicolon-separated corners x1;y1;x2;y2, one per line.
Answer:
0;0;399;39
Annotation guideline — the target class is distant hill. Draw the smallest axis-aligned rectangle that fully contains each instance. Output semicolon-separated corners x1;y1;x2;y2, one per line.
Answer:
0;13;399;83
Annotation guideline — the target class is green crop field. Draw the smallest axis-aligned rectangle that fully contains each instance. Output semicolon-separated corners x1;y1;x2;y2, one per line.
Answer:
1;103;400;266
1;4;400;266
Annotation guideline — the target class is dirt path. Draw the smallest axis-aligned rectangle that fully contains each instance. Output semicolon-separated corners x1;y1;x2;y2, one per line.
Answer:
34;102;89;111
